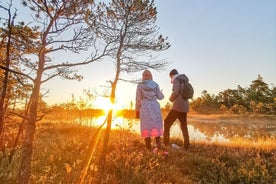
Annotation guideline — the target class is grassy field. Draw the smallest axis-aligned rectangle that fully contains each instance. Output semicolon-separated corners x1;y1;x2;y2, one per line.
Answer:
0;115;275;183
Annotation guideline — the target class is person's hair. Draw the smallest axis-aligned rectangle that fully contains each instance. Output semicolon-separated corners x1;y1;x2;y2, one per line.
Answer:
169;69;178;76
142;69;153;80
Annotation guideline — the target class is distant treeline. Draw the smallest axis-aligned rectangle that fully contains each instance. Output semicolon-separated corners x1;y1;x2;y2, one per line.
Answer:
48;75;275;117
188;75;276;114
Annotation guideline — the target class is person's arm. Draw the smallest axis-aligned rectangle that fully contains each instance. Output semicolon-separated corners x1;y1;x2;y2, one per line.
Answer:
156;85;164;100
135;85;142;118
169;79;181;102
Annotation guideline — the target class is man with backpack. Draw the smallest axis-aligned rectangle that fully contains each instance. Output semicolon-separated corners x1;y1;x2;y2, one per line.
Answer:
163;69;193;150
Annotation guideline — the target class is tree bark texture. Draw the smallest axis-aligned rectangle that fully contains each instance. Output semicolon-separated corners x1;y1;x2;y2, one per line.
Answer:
18;48;44;183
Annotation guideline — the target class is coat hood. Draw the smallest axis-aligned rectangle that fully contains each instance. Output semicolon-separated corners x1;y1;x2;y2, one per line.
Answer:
140;80;158;90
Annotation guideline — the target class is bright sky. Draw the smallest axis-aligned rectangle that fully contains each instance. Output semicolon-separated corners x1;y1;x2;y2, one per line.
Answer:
3;0;276;109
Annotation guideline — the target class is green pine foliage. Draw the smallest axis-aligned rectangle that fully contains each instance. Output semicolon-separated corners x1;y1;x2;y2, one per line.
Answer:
191;75;276;114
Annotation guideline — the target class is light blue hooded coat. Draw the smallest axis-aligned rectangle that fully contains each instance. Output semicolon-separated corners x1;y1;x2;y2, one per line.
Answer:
135;80;164;137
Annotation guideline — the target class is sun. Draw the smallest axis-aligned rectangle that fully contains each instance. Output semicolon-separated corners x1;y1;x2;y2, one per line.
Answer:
94;97;114;113
93;96;125;114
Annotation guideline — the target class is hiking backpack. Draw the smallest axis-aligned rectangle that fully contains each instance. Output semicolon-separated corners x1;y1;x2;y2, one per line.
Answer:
177;78;194;99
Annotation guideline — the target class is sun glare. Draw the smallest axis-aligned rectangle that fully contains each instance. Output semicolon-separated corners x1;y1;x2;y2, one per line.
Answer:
94;96;123;114
94;97;113;113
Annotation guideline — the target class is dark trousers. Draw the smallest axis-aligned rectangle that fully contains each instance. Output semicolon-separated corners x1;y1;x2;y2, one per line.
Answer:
163;110;190;148
145;137;162;150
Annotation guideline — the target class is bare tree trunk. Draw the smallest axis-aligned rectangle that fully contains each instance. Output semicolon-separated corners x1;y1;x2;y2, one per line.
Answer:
100;32;122;164
100;79;118;159
0;7;13;148
18;49;44;183
18;77;41;184
100;109;113;163
0;67;9;147
9;100;30;163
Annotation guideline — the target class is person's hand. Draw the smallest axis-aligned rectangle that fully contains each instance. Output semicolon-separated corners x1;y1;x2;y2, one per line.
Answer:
136;111;140;119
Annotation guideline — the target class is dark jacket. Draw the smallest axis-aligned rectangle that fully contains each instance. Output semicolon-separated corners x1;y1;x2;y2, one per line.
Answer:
169;74;189;113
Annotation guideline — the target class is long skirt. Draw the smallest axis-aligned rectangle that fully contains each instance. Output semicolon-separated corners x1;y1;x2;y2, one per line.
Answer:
140;99;163;137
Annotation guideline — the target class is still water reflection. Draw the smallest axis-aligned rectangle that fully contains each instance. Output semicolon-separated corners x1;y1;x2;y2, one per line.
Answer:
82;115;276;143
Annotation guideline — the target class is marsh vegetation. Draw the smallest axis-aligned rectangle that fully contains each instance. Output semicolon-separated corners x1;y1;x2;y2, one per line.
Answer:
1;112;275;183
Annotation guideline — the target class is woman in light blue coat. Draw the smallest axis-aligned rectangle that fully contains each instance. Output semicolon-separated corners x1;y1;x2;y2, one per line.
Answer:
135;70;164;151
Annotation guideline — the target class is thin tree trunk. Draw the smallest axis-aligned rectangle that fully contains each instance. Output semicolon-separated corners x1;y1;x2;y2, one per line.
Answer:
18;77;41;184
100;35;122;163
0;8;13;148
100;79;118;161
100;109;113;163
18;47;44;183
9;100;30;163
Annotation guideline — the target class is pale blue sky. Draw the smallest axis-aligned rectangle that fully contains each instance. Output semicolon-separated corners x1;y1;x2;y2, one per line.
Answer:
155;0;276;94
1;0;276;109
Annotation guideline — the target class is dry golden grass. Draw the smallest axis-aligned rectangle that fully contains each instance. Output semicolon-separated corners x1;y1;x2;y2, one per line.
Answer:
0;114;275;183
